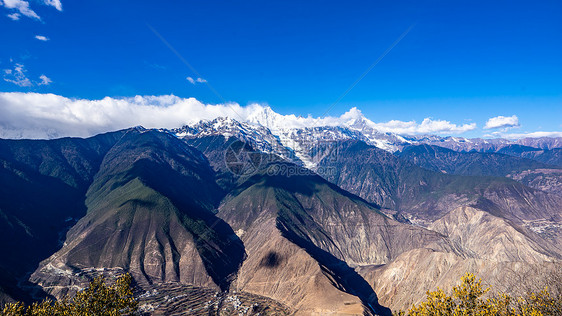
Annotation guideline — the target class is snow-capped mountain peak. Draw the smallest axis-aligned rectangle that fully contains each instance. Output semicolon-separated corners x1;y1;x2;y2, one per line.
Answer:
339;107;371;129
245;105;282;129
170;106;562;170
172;111;405;169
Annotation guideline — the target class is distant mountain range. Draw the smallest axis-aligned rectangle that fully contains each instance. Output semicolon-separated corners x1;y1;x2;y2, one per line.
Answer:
172;107;562;167
1;115;561;314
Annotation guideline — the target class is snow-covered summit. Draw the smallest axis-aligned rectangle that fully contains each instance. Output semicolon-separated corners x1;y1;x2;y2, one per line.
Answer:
169;106;562;170
171;110;409;168
173;117;302;164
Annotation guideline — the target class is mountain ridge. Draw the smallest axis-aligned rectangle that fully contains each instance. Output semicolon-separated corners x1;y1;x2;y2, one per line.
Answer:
171;115;562;171
0;124;561;313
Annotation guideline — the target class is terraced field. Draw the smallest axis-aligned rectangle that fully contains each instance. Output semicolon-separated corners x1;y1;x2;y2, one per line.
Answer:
137;283;290;315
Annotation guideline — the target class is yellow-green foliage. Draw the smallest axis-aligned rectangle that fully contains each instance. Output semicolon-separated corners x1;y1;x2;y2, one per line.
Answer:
516;287;561;316
403;273;561;316
1;274;137;316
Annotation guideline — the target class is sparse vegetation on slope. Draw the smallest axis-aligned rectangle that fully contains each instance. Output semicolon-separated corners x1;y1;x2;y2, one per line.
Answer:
1;274;137;316
401;272;562;316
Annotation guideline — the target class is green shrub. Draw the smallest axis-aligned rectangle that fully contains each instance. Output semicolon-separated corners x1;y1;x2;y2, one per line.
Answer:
1;274;137;316
402;273;562;316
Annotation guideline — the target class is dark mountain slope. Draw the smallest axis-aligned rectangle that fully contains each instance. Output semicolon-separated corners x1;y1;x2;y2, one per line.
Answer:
486;145;562;195
498;145;562;167
184;135;249;191
398;144;556;177
315;140;562;224
0;130;127;190
497;144;542;156
398;144;562;197
0;131;128;303
184;135;284;192
30;129;245;298
526;148;562;167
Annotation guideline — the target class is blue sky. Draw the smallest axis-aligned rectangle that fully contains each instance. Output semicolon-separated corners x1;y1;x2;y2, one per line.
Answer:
1;0;561;138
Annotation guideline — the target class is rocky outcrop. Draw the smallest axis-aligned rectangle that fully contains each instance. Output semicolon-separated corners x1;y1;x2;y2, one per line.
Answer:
508;168;562;195
429;206;556;261
356;206;561;311
358;248;552;311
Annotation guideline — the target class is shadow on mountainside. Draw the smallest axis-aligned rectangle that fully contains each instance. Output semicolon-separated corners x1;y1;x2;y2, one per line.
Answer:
277;219;391;316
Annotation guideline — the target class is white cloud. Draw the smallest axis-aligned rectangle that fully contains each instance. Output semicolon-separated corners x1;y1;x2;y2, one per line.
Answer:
35;35;49;41
484;115;520;129
187;76;207;84
3;63;32;87
1;0;40;20
497;131;562;139
2;0;62;20
3;63;53;87
246;107;476;135
38;74;52;85
43;0;61;11
7;12;20;20
0;93;239;139
370;118;476;135
0;93;481;139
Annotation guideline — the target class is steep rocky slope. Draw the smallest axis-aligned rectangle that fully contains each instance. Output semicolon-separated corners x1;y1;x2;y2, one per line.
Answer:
316;140;562;226
186;133;562;313
357;206;560;311
30;129;245;298
0;130;127;302
398;144;557;177
498;145;562;167
0;127;560;315
399;144;562;196
217;164;448;315
428;206;557;261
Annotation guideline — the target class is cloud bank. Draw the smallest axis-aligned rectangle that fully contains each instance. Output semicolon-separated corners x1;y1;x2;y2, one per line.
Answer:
371;118;476;135
244;106;477;135
485;115;520;129
0;93;247;139
497;131;562;139
0;92;484;140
